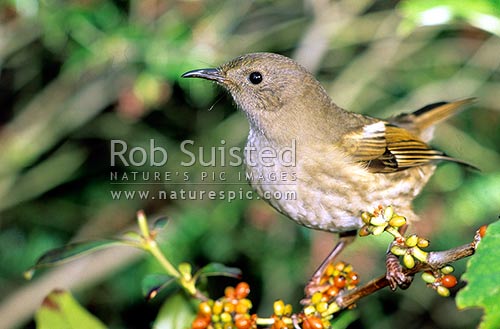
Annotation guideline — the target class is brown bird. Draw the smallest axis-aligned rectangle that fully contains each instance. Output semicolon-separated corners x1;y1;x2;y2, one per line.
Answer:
182;52;474;292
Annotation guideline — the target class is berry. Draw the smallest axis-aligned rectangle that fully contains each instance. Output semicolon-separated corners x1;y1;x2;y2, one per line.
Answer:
405;234;418;247
303;316;324;329
198;301;212;316
192;316;210;329
348;271;360;285
437;285;450;297
403;254;415;269
421;271;436;284
326;285;339;297
441;274;458;288
273;300;285;317
224;286;235;299
479;225;487;238
235;316;252;329
389;215;406;228
235;282;251;299
334;275;347;288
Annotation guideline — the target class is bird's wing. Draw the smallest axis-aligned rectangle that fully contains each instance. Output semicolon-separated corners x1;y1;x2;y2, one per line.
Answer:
340;121;461;173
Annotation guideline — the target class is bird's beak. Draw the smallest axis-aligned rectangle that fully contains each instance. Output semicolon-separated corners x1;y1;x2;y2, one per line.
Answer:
181;68;225;83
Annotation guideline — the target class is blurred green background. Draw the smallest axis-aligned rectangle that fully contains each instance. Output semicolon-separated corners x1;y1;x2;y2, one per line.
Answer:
0;0;499;328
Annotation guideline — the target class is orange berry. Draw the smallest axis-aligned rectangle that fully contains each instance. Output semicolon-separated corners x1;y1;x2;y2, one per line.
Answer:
235;282;251;299
348;271;360;285
441;274;458;288
479;225;488;238
334;275;346;289
326;285;339;297
235;316;251;329
224;286;236;299
272;318;286;329
192;316;210;329
198;301;212;316
304;316;323;329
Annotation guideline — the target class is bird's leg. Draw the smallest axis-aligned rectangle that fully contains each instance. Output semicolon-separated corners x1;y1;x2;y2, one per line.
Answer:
385;224;413;290
304;230;357;299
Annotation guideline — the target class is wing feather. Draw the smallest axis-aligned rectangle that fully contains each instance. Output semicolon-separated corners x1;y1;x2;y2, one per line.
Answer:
340;122;461;173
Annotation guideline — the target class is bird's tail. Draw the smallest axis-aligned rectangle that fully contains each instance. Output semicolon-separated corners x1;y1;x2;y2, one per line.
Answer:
409;98;476;131
391;98;476;136
391;98;479;170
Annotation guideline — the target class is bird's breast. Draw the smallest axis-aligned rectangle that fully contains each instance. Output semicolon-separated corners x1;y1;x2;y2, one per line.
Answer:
244;132;434;233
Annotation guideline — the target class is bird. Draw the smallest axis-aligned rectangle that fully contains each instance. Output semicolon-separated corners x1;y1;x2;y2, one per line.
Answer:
181;52;475;293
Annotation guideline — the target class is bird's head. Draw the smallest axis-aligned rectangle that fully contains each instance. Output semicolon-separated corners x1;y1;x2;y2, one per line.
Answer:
182;53;332;137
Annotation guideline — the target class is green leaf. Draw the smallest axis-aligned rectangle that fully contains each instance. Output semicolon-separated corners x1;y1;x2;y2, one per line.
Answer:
195;262;242;279
35;289;107;329
457;221;500;329
153;293;196;329
398;0;500;36
25;239;130;279
153;216;170;232
142;274;178;301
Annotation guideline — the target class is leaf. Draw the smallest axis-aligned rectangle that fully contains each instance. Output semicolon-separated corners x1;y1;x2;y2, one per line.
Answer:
456;221;500;329
35;289;107;329
25;239;128;279
142;274;178;301
398;0;500;36
196;262;242;279
153;293;196;329
153;216;170;233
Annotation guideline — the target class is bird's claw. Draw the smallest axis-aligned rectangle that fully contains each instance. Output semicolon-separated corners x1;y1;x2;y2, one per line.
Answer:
386;252;413;290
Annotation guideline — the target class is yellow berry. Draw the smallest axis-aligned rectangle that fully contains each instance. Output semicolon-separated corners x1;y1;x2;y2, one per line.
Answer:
405;234;418;247
437;285;450;297
220;312;232;323
417;238;429;248
198;301;212;316
421;271;436;284
284;304;293;316
273;300;285;317
361;212;372;224
403;254;415;269
389;215;406;228
213;301;223;315
311;292;323;305
370;215;387;226
304;305;316;316
384;206;394;219
316;302;328;313
441;265;454;274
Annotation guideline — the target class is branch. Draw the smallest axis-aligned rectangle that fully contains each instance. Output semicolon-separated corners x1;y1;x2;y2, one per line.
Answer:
335;238;479;309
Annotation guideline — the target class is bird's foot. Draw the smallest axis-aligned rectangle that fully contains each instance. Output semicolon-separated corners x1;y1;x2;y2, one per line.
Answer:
386;252;413;290
302;274;329;304
302;261;360;305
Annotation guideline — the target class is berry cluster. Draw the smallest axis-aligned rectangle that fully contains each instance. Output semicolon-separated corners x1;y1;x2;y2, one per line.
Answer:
421;266;458;297
191;261;360;329
300;261;360;328
192;282;254;329
359;205;406;237
390;233;430;269
270;300;293;328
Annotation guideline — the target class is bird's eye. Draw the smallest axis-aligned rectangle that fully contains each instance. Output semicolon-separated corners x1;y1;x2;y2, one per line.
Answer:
248;72;263;84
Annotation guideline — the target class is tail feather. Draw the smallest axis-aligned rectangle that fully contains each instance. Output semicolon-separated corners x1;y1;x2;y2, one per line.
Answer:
390;98;479;171
390;98;476;137
410;98;476;131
